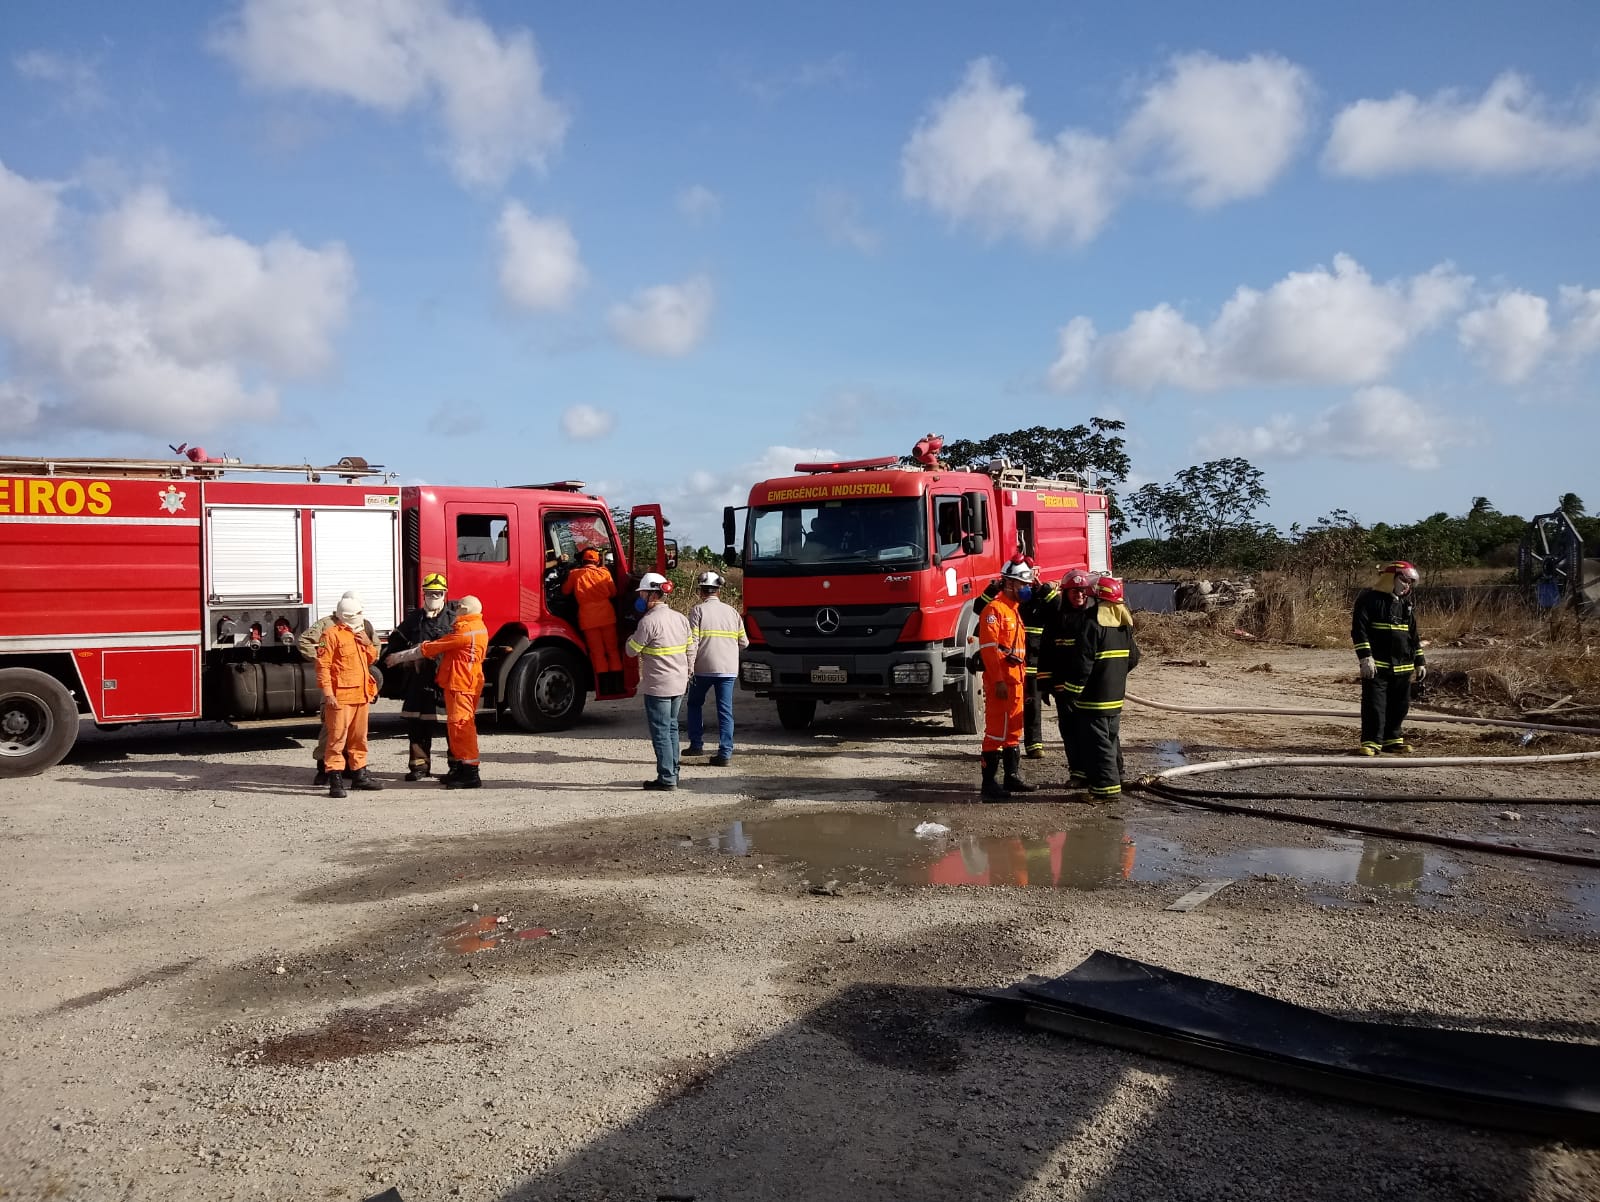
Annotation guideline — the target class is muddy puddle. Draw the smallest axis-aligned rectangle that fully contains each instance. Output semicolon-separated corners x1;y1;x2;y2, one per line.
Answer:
231;987;479;1066
703;811;1449;896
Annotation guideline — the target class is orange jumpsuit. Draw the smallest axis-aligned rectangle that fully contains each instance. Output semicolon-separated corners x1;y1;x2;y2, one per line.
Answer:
421;612;488;766
978;592;1026;753
316;622;379;773
562;563;621;673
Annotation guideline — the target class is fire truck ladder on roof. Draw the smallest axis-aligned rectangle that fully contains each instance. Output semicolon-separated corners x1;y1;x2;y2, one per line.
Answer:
980;460;1091;492
0;455;394;483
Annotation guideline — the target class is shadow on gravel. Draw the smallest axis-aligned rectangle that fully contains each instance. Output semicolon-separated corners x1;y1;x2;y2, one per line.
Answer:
493;986;1556;1202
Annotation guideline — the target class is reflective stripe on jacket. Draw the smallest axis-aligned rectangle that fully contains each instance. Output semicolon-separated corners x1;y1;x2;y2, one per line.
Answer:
1351;588;1423;673
688;596;748;677
626;604;697;696
978;592;1025;683
422;612;489;695
1062;603;1139;710
316;622;379;703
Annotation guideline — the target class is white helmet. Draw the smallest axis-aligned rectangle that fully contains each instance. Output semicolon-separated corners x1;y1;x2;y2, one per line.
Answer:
1000;559;1034;585
697;570;724;589
638;572;670;592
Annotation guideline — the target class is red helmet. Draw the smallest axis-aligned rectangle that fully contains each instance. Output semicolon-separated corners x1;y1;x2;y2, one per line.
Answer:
1093;575;1124;604
1384;560;1418;583
1062;568;1092;602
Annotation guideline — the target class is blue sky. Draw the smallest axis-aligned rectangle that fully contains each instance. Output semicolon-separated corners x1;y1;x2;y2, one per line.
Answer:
2;1;1598;547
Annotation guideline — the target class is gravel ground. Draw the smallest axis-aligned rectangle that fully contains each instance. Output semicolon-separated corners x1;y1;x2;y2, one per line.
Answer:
1;647;1598;1201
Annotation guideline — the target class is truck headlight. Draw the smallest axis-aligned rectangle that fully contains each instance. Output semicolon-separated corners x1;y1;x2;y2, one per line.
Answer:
743;662;773;684
892;662;931;685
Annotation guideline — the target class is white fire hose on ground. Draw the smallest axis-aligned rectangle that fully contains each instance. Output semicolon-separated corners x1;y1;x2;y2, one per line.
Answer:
1119;691;1600;867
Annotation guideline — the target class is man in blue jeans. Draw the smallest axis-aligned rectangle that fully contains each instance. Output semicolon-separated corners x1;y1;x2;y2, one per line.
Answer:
625;572;696;790
685;570;749;766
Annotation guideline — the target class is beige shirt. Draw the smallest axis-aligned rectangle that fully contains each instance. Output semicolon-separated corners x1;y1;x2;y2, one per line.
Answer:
625;604;696;697
687;596;749;677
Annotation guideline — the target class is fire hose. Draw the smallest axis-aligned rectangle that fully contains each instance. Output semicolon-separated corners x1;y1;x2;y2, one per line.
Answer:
1121;691;1600;868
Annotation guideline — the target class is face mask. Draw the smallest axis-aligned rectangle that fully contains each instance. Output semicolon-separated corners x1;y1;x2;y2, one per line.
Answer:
335;611;360;627
423;593;446;615
1017;586;1033;603
635;596;649;614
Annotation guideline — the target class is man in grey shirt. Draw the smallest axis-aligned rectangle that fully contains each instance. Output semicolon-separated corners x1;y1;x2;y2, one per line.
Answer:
625;572;696;790
685;570;749;766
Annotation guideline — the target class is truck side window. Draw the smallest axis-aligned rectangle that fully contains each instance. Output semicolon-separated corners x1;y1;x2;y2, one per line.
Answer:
457;514;509;563
935;496;964;559
545;511;617;568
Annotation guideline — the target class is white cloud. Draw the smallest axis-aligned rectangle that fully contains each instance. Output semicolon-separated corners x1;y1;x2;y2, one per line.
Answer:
1458;291;1553;383
676;184;721;222
0;158;354;438
1325;72;1600;177
901;53;1312;245
1050;254;1470;392
814;188;880;254
607;275;713;357
657;444;837;548
13;50;104;110
1121;52;1313;207
1456;284;1600;382
212;0;569;189
901;57;1122;246
1198;386;1453;470
495;202;584;311
561;403;614;441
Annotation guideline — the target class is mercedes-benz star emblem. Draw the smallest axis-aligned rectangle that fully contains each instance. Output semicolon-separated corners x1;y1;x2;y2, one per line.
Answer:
814;607;842;634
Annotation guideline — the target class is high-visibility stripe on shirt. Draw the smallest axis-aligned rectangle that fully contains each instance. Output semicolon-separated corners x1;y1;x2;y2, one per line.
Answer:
1074;698;1124;710
1095;649;1129;660
628;641;688;656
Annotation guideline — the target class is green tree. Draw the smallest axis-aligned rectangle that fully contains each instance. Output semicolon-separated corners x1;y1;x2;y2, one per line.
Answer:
1124;457;1277;569
941;418;1133;535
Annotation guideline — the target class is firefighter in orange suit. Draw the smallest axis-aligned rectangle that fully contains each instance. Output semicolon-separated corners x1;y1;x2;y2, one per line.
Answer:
562;547;623;694
978;558;1039;801
315;593;382;798
391;594;488;789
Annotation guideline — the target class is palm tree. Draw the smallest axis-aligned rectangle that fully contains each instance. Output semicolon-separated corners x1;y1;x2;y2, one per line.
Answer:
1560;492;1586;518
1468;496;1496;519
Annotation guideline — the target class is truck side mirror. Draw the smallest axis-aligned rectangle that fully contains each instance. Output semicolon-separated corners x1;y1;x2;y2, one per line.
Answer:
961;533;985;555
722;506;741;566
664;538;679;571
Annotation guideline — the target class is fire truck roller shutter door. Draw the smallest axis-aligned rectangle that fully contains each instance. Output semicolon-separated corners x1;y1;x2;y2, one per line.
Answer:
313;509;401;637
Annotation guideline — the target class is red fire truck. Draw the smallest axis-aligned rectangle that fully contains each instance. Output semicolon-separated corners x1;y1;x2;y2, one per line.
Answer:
0;454;674;777
724;452;1111;733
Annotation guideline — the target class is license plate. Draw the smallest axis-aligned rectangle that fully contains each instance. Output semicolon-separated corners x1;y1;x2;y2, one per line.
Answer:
810;669;848;684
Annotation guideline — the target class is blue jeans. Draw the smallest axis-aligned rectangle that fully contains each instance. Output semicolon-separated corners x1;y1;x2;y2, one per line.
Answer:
685;675;736;757
643;693;684;784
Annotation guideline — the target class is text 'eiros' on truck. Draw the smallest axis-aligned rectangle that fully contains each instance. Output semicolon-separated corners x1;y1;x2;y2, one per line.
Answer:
723;440;1112;733
0;453;675;777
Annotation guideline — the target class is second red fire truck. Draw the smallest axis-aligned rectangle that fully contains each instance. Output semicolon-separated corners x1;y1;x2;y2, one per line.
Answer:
725;446;1112;732
0;454;674;777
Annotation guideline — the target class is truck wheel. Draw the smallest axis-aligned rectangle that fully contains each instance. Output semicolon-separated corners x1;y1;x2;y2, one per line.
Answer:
950;676;981;735
507;647;589;732
0;668;80;778
776;698;816;732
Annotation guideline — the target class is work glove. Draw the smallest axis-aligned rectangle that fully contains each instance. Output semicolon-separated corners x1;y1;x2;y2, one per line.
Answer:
1358;656;1376;681
386;646;424;668
1414;663;1427;684
1039;689;1052;708
992;679;1010;700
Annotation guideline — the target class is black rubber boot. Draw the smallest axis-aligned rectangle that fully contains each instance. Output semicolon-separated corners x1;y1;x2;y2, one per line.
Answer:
1002;747;1037;793
445;763;481;790
980;752;1010;802
349;768;383;792
312;759;328;787
438;758;461;786
327;771;347;799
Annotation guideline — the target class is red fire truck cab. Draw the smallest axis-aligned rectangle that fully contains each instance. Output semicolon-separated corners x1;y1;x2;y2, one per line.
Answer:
0;455;673;777
725;453;1110;732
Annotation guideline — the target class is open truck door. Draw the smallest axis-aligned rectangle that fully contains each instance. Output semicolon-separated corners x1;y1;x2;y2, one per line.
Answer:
627;504;676;578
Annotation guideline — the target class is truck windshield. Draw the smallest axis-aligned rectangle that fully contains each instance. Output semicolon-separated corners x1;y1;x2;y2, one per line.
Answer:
745;497;927;576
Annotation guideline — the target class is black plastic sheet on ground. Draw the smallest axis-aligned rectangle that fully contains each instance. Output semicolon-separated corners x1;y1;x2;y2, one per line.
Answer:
961;951;1600;1141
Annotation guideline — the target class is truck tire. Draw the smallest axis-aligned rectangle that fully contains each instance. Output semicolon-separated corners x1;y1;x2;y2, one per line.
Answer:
950;604;982;735
506;646;589;732
0;668;80;778
776;698;816;732
950;674;981;735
